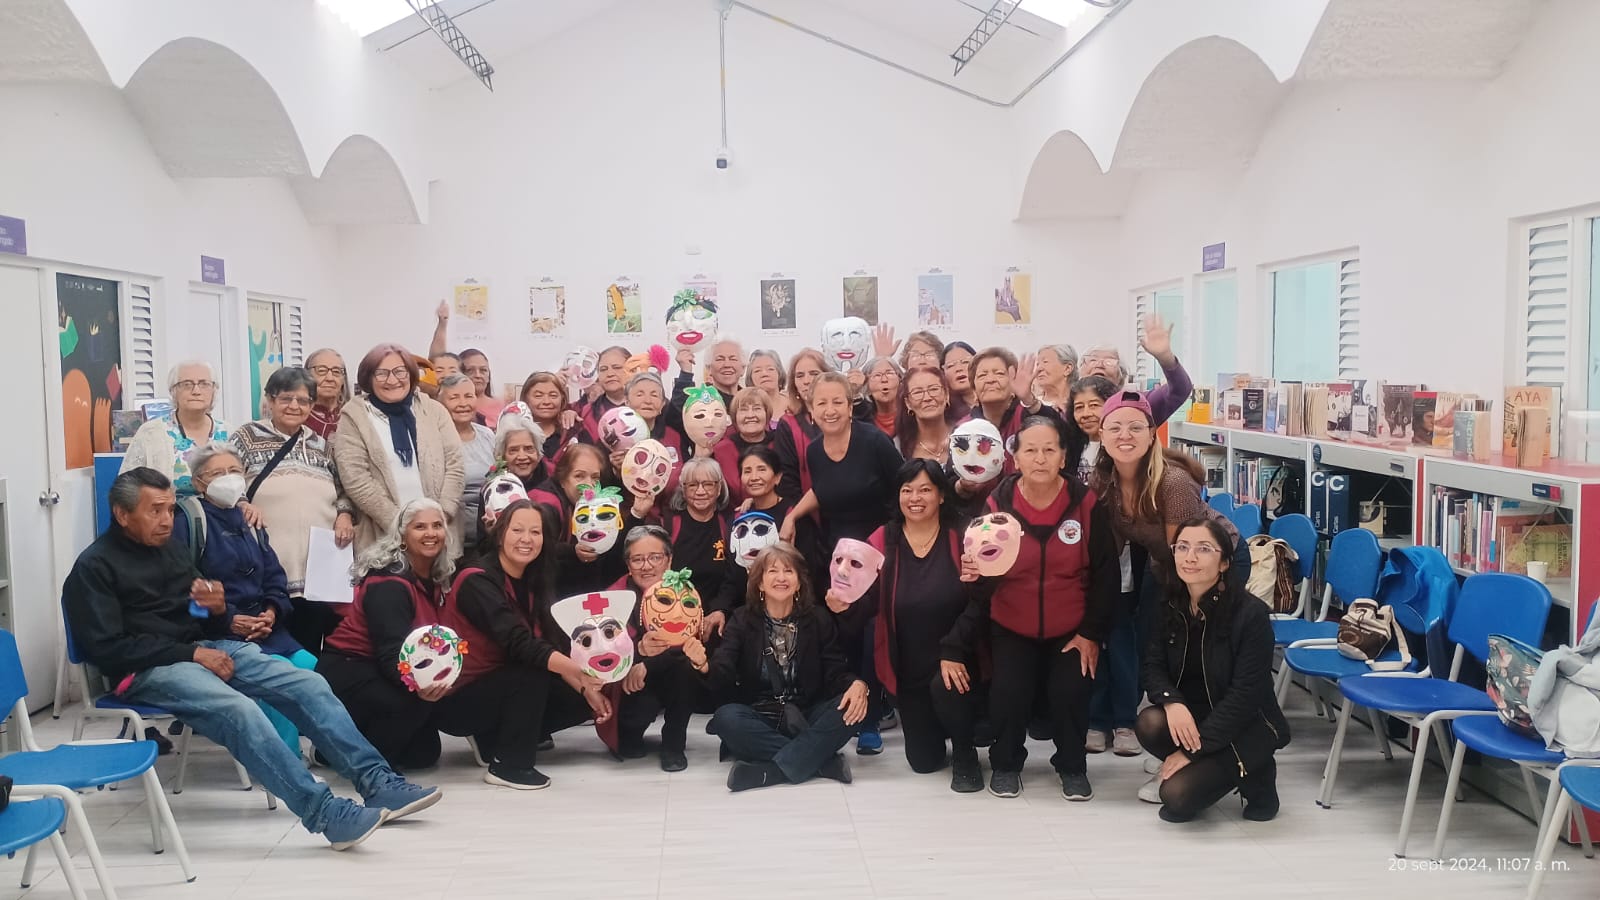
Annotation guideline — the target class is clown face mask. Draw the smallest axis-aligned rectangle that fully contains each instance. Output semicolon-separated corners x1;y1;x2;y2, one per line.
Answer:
551;590;638;683
666;289;719;351
397;625;467;693
570;484;624;553
561;346;599;396
683;385;730;447
950;419;1006;484
598;406;647;451
643;569;702;646
729;510;779;568
965;512;1022;577
829;538;885;605
821;316;871;373
622;439;677;497
481;472;529;529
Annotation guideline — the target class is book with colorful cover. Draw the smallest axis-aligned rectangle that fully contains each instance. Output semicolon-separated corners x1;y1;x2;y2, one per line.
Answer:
1221;390;1245;429
1383;384;1419;444
1431;392;1463;450
1327;382;1354;438
1350;379;1381;439
1504;385;1561;455
1242;388;1265;431
1188;387;1214;424
1412;392;1438;447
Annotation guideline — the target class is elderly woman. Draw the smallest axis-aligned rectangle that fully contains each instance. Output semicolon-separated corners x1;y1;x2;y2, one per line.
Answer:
520;371;576;458
712;386;775;504
1077;314;1193;426
646;457;733;632
622;372;686;496
305;348;350;439
230;367;355;654
745;348;787;409
856;357;903;438
1034;345;1079;410
121;360;230;495
940;341;977;421
898;331;945;373
608;525;701;772
438;374;496;540
334;344;465;556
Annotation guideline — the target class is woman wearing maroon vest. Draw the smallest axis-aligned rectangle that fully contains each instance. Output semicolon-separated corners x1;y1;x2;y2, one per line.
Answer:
445;499;611;789
711;386;777;505
945;416;1118;802
577;346;632;442
608;526;700;772
771;348;829;502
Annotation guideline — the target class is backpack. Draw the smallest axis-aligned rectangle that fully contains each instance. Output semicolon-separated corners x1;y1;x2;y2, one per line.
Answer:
1485;633;1543;738
1244;534;1298;614
1336;597;1412;671
177;495;265;566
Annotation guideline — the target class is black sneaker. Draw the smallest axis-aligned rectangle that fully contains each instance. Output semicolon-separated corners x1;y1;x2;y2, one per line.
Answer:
989;770;1022;798
616;738;649;760
660;750;688;773
950;759;983;794
816;753;853;784
536;736;555;752
484;764;551;791
1059;771;1093;802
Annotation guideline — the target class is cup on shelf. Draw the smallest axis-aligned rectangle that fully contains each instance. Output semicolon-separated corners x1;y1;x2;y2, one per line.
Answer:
1526;561;1549;585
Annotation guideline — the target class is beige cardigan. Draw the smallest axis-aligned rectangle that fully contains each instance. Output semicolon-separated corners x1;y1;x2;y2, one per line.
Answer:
332;394;464;556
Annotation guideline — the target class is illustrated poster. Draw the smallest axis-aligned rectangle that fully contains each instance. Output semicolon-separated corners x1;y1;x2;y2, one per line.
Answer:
995;270;1031;326
247;299;285;419
57;273;122;469
760;276;797;331
452;279;492;344
606;279;643;334
842;274;879;325
529;279;566;335
916;270;954;329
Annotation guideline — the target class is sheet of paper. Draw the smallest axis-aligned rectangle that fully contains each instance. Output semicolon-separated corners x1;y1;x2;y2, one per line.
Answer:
304;527;355;604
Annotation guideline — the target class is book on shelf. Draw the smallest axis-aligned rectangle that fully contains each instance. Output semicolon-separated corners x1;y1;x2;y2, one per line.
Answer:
1432;392;1476;451
1305;385;1330;438
1242;388;1265;431
1280;382;1304;436
1427;491;1568;576
1221;389;1244;428
1351;379;1382;439
1452;405;1492;462
1383;384;1420;444
1504;385;1561;456
1412;391;1438;447
1217;373;1252;393
1187;387;1213;424
1264;388;1280;434
1517;406;1551;467
1327;382;1354;439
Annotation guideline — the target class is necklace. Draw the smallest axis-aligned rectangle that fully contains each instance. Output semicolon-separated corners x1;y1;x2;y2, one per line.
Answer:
904;525;939;556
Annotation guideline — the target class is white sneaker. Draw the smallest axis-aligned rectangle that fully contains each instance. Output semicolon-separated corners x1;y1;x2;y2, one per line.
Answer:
1085;729;1109;753
1144;757;1161;775
1138;776;1162;804
1112;728;1140;757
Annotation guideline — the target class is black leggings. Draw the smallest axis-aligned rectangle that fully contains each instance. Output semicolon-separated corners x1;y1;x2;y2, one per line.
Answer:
618;652;700;753
897;671;980;774
988;626;1094;775
1134;705;1277;820
286;597;344;657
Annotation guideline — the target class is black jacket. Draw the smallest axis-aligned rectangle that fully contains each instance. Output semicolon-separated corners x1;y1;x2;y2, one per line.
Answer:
707;605;856;708
1144;584;1291;768
63;525;205;683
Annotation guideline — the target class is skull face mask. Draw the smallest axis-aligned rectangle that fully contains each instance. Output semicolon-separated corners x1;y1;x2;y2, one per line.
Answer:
949;419;1006;484
397;625;468;693
821;316;871;373
551;590;638;683
682;385;730;447
480;473;529;529
560;346;599;395
665;289;719;351
570;484;624;553
598;406;647;451
622;439;677;497
729;510;779;569
643;569;702;646
964;512;1022;577
829;538;885;605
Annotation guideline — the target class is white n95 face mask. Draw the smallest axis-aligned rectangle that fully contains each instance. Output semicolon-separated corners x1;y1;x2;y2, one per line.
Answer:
205;473;248;509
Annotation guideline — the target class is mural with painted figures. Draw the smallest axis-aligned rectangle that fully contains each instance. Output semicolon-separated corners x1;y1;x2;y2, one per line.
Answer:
248;299;285;420
57;273;122;469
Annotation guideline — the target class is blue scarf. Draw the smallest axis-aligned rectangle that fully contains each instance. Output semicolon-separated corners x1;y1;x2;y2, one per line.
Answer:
370;393;418;468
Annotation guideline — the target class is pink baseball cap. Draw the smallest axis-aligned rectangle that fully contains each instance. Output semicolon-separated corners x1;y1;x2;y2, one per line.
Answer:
1100;390;1154;424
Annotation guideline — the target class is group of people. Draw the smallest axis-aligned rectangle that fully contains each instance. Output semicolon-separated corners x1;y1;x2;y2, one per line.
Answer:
63;308;1291;855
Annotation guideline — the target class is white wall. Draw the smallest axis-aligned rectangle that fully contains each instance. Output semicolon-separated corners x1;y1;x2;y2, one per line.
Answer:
329;0;1120;384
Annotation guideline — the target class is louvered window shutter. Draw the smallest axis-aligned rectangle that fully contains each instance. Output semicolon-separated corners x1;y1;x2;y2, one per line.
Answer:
1133;293;1152;385
126;282;158;406
285;302;306;366
1523;220;1572;388
1337;257;1360;379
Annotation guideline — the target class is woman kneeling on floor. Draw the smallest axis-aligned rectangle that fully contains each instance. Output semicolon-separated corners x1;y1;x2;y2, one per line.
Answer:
705;542;871;791
1136;516;1290;822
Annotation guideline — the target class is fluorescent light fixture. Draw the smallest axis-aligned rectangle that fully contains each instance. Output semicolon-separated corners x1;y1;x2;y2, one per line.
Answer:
1021;0;1092;28
318;0;415;36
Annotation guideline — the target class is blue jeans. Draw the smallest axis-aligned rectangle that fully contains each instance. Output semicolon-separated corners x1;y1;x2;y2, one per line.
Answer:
1088;591;1141;733
708;698;862;782
124;640;398;834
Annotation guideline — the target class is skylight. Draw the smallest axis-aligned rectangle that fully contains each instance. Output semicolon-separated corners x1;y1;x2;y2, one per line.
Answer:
318;0;416;37
1021;0;1093;29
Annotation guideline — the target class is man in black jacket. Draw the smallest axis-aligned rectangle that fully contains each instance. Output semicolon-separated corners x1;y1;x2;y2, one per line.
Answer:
62;467;443;850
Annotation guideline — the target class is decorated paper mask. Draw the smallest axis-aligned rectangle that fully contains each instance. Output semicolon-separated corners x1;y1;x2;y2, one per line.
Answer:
949;419;1006;484
551;590;638;683
501;401;533;423
622;438;678;497
665;289;719;351
570;484;624;553
682;385;730;447
560;346;599;394
481;472;529;528
598;406;647;451
821;316;871;373
397;625;467;693
829;538;885;605
729;510;779;569
642;569;703;646
965;512;1022;577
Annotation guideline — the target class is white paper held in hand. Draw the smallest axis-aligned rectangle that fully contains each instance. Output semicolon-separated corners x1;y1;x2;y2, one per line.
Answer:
304;526;355;604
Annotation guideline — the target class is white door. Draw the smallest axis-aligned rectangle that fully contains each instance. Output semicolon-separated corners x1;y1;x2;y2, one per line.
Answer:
184;286;238;423
0;263;61;707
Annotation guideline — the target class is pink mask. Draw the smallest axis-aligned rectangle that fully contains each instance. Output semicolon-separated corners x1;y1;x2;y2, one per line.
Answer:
560;347;599;394
623;439;678;497
683;385;730;447
397;625;467;693
480;473;529;528
551;590;638;683
829;538;885;605
598;406;647;451
950;419;1006;484
965;512;1022;577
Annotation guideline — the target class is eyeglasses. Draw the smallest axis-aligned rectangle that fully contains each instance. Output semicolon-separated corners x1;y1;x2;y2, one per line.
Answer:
1082;353;1118;364
173;380;216;392
1102;424;1150;439
199;465;245;480
1172;542;1222;558
684;481;719;492
309;365;346;378
628;552;669;566
373;366;411;383
907;387;944;401
272;395;312;407
906;350;939;364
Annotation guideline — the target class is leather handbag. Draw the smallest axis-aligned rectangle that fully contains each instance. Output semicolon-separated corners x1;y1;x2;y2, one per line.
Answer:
1336;598;1411;671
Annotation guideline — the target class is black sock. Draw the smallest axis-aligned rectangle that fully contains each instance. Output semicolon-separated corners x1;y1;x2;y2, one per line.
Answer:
728;761;786;792
816;754;853;784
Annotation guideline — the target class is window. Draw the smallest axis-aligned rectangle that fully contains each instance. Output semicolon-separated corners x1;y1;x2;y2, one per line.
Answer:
1132;284;1183;387
245;294;306;419
1200;275;1238;386
1268;251;1359;382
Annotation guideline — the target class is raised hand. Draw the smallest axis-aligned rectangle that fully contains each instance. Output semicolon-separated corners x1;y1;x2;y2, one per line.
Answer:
1140;313;1175;363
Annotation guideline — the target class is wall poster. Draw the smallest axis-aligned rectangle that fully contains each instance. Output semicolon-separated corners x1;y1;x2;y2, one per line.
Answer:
57;273;122;469
916;269;954;329
247;298;285;420
606;277;642;333
995;269;1032;326
842;272;879;325
760;275;798;331
529;278;566;336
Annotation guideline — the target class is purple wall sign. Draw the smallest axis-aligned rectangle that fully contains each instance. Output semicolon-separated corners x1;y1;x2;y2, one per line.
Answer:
0;215;27;256
1201;243;1226;272
200;255;226;285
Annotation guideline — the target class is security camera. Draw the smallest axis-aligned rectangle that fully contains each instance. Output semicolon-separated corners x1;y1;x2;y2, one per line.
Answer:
715;147;731;170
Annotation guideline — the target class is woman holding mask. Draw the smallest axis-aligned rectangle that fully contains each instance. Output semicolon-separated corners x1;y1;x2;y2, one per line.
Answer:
579;346;633;441
608;526;702;772
541;442;629;596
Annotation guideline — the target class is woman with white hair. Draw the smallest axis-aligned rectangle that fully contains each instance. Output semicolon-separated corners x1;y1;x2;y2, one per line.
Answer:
121;360;231;495
1034;344;1079;410
1076;314;1194;426
438;374;496;534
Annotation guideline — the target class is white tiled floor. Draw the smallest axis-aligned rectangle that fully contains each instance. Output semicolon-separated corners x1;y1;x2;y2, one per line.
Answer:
3;697;1595;899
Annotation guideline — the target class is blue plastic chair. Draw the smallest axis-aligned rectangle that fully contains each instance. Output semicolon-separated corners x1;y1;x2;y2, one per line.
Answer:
1206;492;1234;516
2;798;87;899
0;629;195;900
1528;762;1600;898
1319;573;1553;858
1267;513;1319;619
1274;529;1383;703
1230;503;1263;539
